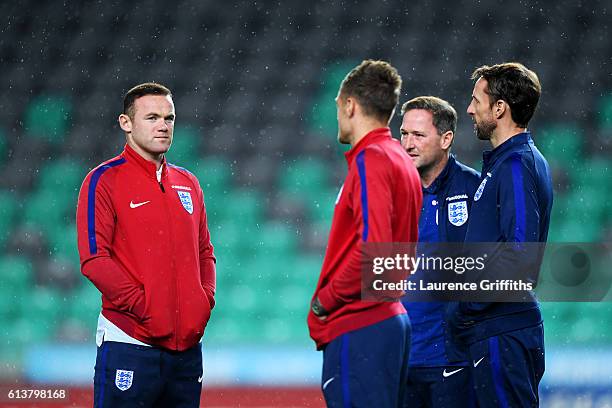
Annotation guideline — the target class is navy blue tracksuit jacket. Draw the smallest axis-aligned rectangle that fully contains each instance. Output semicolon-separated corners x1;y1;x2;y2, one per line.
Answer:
402;155;480;366
449;132;553;345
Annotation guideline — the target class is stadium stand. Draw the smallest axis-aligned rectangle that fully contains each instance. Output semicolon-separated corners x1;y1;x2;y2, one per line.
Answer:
0;1;611;405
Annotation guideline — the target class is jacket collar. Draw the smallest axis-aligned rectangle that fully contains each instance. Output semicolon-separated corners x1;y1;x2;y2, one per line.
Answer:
423;154;456;195
483;131;532;171
122;143;168;180
344;127;392;165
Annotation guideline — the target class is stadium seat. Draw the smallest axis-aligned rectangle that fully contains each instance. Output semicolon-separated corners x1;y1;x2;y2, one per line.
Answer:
306;188;338;223
288;254;323;289
22;189;72;234
0;127;6;163
0;255;33;295
256;221;299;258
192;156;233;195
68;282;101;334
46;223;79;269
18;286;63;323
36;158;85;195
216;188;265;226
599;93;612;130
538;125;582;167
309;61;359;135
9;318;53;346
166;125;201;166
279;158;330;197
23;95;72;142
573;157;612;191
0;190;19;249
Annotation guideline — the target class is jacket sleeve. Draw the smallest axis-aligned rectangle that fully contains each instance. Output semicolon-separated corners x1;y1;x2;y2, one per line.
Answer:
455;154;542;320
498;154;541;242
317;147;394;313
76;169;146;319
197;185;216;309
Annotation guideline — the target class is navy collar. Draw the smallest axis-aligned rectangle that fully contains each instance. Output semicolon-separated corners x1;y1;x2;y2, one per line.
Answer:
423;155;456;194
482;132;533;171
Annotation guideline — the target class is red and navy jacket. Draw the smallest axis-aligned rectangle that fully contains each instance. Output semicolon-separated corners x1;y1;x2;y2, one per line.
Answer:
308;128;422;349
76;144;216;351
449;132;553;344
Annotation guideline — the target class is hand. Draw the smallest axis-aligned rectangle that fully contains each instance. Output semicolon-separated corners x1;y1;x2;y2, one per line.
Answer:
311;297;328;320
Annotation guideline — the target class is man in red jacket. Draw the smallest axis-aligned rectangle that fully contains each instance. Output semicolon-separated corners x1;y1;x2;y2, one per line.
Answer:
308;60;422;407
76;83;216;408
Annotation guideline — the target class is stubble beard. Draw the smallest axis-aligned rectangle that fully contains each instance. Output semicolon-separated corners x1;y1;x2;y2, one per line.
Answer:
475;119;497;141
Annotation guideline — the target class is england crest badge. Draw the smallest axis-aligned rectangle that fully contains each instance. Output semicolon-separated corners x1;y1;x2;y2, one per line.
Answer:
177;191;194;214
448;201;468;226
115;369;133;391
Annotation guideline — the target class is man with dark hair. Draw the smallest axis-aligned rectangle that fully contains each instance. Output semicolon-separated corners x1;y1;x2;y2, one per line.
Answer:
76;82;216;407
400;96;480;408
449;62;552;407
308;60;422;407
122;82;172;118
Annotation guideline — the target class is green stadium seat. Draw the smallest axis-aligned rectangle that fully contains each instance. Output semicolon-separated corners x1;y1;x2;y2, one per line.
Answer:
0;128;6;165
260;317;294;344
290;254;323;288
538;125;582;167
275;284;310;316
598;93;612;130
10;317;55;345
549;186;606;242
226;283;258;314
279;158;330;197
573;157;612;190
213;245;244;288
554;219;601;242
255;221;298;258
309;61;359;136
0;336;22;378
22;190;71;234
167;126;201;166
0;255;33;294
68;282;102;331
192;156;233;195
18;286;63;324
307;188;338;223
204;315;254;344
46;223;80;269
37;159;86;195
216;188;265;226
0;190;19;249
23;95;71;142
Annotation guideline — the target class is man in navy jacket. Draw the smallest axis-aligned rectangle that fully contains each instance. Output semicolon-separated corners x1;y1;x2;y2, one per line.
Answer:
450;62;553;407
400;96;480;408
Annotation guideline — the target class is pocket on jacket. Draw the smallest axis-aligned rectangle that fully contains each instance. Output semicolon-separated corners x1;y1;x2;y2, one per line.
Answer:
140;286;173;340
181;289;212;342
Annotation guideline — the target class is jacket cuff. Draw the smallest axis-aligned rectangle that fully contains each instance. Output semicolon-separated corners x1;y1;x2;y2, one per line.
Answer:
316;284;343;314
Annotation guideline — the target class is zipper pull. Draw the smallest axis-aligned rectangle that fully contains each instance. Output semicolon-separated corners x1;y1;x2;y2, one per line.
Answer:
159;181;165;193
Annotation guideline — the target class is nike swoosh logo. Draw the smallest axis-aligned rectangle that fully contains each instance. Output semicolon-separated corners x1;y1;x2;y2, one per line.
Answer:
442;368;465;378
473;357;485;367
322;377;335;390
197;375;203;383
130;200;151;209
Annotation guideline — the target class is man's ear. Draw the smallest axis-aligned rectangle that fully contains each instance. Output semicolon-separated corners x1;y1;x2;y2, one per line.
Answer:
440;131;454;150
494;100;507;120
118;114;132;133
345;97;356;118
